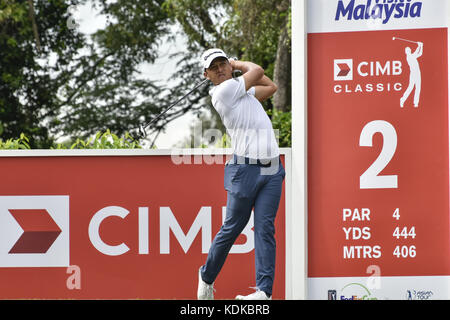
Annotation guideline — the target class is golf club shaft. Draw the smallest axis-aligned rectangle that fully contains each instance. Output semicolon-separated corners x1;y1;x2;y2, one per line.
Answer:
141;79;209;131
394;37;418;44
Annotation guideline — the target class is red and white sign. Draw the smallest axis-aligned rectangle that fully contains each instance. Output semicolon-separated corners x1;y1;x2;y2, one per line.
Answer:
0;152;287;299
307;0;450;299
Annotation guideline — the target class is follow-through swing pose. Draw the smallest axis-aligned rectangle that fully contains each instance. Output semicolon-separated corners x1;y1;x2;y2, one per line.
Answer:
197;49;285;300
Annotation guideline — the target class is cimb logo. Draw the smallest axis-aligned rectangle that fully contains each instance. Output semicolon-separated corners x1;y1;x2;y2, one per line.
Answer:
334;59;353;81
0;196;69;267
333;57;403;94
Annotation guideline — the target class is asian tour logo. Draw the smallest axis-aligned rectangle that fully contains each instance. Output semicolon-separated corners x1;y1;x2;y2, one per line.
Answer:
335;0;422;25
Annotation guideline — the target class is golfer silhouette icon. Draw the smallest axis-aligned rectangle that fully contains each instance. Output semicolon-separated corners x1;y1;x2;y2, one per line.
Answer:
399;40;423;108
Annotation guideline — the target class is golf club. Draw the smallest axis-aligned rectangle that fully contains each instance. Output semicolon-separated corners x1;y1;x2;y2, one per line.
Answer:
136;79;209;139
392;36;419;44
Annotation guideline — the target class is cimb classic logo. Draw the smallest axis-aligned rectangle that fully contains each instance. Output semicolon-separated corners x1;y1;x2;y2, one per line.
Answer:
0;196;69;267
334;59;353;81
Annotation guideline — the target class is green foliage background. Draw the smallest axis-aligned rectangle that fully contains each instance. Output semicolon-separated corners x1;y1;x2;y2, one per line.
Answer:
0;0;291;149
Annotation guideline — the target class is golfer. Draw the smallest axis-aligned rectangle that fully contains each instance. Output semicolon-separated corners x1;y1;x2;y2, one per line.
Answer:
400;41;423;108
197;49;285;300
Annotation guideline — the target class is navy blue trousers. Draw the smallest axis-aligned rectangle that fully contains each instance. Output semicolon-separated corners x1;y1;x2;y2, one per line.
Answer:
201;156;285;296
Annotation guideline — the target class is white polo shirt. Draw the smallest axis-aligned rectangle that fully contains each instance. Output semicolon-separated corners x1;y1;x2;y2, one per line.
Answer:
209;76;280;160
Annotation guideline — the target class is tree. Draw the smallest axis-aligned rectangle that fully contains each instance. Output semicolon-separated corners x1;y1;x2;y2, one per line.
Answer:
164;0;291;145
0;0;88;147
53;0;173;143
163;0;291;111
1;0;291;148
272;0;291;112
0;0;173;147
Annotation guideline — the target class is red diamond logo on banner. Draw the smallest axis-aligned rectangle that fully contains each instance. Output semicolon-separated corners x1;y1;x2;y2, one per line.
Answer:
8;209;62;254
336;63;351;77
334;59;353;81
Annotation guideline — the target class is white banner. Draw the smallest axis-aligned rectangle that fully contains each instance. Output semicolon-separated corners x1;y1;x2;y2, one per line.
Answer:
308;0;449;33
309;276;450;300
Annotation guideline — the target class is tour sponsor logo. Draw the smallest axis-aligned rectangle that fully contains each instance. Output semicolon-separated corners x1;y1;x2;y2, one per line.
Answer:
335;0;423;25
334;59;353;81
328;283;378;300
333;57;403;94
333;36;424;109
88;205;254;256
406;289;434;300
8;209;62;254
0;196;69;267
328;290;338;300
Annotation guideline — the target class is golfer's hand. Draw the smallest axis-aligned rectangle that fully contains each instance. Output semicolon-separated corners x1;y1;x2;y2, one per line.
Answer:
229;58;238;71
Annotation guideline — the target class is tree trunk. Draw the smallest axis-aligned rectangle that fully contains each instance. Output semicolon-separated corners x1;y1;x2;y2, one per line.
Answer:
27;0;41;52
273;22;290;111
273;1;291;112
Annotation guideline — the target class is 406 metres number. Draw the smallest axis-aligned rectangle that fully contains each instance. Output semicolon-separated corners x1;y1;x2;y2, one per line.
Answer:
393;245;416;258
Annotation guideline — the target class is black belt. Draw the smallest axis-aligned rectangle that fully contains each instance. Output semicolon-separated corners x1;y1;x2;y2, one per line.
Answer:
231;155;279;167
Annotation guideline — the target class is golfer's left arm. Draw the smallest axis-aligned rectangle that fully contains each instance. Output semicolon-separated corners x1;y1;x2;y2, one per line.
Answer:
415;42;423;57
253;75;277;102
418;42;423;57
230;60;277;102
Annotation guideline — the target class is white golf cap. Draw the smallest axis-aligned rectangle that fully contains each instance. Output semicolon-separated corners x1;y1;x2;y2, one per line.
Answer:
201;48;228;69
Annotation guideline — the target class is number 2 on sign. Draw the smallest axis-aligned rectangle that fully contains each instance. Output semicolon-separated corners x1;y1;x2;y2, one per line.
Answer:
359;120;398;189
